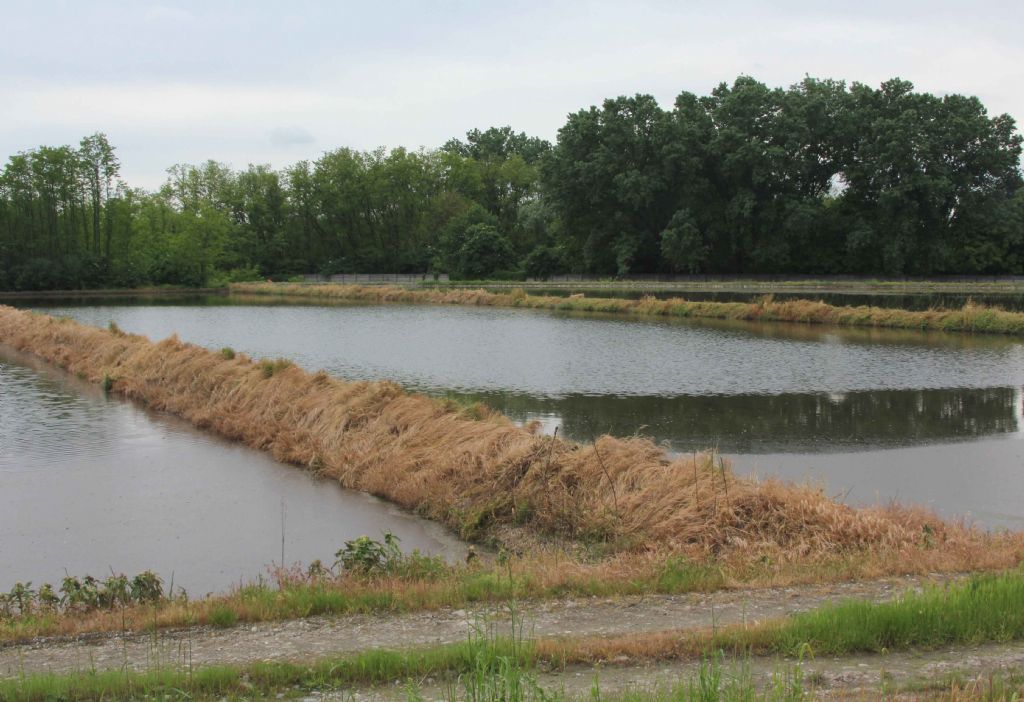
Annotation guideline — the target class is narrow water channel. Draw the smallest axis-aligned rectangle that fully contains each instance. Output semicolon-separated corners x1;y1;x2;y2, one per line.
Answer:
0;344;465;594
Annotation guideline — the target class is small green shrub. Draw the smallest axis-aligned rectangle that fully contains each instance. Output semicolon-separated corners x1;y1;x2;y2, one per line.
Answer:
220;346;236;360
0;570;166;621
130;571;164;603
337;536;451;581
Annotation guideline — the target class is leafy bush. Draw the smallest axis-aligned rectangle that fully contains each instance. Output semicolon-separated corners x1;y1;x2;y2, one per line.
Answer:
0;571;165;620
332;532;445;579
335;533;403;574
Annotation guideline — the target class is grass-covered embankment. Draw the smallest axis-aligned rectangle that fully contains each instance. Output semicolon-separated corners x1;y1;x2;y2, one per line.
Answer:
5;570;1024;701
1;304;1022;642
232;282;1024;335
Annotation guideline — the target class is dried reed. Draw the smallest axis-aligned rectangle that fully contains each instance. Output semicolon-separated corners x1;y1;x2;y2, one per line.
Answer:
232;282;1024;336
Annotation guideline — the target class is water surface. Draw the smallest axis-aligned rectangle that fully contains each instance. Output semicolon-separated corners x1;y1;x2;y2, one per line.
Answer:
0;345;464;594
21;297;1024;528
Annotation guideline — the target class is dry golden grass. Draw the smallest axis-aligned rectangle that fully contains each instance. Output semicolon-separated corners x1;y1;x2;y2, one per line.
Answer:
3;305;1010;565
232;282;1024;335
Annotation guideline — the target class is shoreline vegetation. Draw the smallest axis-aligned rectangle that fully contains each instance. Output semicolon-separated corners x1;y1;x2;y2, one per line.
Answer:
433;277;1024;294
232;282;1024;336
0;286;226;300
1;305;1023;644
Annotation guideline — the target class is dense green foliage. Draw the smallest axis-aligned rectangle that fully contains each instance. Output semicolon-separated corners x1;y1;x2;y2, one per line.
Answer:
2;77;1022;290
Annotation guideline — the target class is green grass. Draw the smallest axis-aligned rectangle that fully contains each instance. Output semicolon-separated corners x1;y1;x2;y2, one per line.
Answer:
0;613;536;702
5;570;1024;701
0;551;734;644
766;569;1024;656
0;634;808;702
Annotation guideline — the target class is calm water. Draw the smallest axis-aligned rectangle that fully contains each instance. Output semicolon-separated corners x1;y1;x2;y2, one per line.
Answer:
19;297;1024;528
0;345;464;594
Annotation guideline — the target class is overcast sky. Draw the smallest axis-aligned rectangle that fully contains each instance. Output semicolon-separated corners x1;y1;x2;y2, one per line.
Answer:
2;0;1022;188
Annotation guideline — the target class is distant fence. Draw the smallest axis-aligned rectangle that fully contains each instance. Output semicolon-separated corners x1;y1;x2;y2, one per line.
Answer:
542;274;1024;284
275;272;1024;286
296;273;449;284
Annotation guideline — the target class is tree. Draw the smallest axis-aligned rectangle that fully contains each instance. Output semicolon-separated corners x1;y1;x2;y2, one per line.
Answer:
454;224;515;279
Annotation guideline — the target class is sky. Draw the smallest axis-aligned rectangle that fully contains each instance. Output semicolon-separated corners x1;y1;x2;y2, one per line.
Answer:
2;0;1022;189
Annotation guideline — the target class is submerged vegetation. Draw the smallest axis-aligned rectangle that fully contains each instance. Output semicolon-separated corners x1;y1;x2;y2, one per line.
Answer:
234;282;1024;336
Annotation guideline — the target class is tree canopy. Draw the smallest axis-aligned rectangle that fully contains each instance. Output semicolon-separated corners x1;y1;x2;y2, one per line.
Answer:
1;77;1021;290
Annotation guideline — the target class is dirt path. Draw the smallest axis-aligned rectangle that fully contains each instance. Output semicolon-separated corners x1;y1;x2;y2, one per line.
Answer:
1;576;949;677
335;642;1024;701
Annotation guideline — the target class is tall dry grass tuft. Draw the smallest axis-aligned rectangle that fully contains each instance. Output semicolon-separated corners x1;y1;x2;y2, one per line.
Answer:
231;282;1024;336
1;306;1021;569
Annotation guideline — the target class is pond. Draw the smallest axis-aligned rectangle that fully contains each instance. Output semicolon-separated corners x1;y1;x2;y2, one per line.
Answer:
0;344;465;594
19;296;1024;530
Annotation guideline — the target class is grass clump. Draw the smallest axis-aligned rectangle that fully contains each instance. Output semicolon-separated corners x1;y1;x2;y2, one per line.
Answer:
656;556;726;593
258;357;292;378
219;346;235;360
766;568;1024;656
207;604;238;628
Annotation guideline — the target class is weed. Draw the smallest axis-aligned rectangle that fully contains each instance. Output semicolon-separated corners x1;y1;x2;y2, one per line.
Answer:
208;605;238;628
259;357;291;378
0;570;165;622
219;346;235;360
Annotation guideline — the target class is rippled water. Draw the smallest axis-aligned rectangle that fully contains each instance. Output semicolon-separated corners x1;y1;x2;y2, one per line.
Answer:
15;297;1024;529
0;346;464;593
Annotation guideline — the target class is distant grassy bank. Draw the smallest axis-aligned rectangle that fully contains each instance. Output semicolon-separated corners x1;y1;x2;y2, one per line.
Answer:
426;277;1024;294
233;282;1024;335
0;286;226;300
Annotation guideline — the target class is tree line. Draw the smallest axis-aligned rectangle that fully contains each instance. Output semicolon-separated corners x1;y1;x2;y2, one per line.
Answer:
1;77;1022;290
